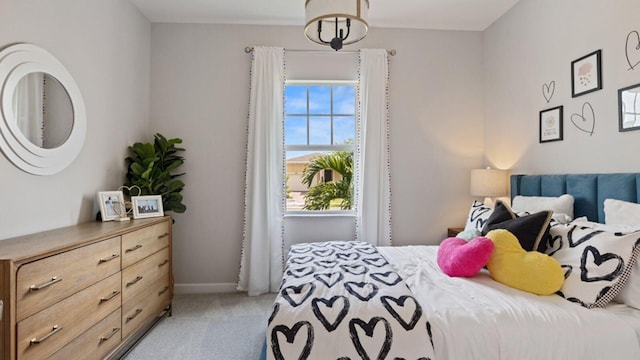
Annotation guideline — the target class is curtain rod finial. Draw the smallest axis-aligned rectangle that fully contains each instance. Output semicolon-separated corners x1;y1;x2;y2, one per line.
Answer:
244;46;252;53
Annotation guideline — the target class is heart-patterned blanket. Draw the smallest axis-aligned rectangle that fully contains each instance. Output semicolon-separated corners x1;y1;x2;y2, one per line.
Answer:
266;241;435;360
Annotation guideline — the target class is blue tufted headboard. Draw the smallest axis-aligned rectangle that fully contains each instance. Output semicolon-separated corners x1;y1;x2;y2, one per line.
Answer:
510;173;640;223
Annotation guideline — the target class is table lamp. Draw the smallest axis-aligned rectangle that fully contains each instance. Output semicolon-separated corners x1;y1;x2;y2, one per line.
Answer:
470;168;507;207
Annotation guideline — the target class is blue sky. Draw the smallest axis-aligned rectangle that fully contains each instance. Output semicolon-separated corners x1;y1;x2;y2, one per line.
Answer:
285;85;355;147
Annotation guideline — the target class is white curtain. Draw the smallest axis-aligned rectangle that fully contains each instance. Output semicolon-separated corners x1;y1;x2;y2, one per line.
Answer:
355;49;392;246
237;47;286;296
13;72;45;147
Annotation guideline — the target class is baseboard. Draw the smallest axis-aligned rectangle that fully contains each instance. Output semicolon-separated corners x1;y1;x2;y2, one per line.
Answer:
174;283;239;294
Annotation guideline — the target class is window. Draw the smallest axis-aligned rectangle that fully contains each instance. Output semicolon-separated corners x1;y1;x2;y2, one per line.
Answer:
284;81;356;212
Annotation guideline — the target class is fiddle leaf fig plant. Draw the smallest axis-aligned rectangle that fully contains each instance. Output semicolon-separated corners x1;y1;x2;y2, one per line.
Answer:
124;133;187;213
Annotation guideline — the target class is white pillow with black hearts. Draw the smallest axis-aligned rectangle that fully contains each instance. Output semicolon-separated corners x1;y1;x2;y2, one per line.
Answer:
546;223;640;308
463;200;493;232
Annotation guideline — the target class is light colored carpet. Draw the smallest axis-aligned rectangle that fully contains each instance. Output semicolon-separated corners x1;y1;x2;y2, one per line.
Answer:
125;292;276;360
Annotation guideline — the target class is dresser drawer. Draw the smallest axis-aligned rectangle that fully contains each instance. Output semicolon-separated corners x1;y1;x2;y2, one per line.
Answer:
122;247;170;303
122;273;171;339
121;221;170;268
16;237;121;321
49;309;121;360
17;272;121;360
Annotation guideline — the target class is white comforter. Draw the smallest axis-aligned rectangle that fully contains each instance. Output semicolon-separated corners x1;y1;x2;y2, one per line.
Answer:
379;245;640;360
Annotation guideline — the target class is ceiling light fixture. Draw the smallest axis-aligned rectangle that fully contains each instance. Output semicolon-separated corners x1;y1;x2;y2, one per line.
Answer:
304;0;369;51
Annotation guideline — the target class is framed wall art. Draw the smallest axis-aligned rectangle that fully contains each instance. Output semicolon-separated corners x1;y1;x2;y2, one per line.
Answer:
539;106;563;143
571;50;602;97
618;82;640;132
132;195;164;219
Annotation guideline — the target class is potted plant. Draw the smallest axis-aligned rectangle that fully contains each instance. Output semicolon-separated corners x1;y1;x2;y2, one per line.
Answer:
124;133;186;214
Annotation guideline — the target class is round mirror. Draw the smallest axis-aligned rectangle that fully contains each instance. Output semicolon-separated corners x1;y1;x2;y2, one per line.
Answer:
13;72;74;149
0;44;86;175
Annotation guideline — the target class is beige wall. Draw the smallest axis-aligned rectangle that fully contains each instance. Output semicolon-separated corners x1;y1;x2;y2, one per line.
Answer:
0;0;150;239
150;24;485;290
484;0;640;174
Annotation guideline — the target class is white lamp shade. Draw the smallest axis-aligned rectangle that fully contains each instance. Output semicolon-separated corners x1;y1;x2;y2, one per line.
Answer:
470;168;508;197
304;0;369;46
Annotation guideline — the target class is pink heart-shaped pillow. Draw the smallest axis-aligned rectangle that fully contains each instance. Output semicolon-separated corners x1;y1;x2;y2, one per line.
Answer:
437;237;495;277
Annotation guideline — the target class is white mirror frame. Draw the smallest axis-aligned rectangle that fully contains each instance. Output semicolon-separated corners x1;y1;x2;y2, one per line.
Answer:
0;43;86;175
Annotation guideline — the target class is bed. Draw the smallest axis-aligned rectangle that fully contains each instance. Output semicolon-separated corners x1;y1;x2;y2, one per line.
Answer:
261;173;640;360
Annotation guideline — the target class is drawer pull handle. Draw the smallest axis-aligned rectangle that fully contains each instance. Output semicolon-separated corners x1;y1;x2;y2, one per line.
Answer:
126;308;143;322
100;290;120;302
125;244;143;253
158;286;170;295
30;325;62;345
126;276;144;287
99;254;120;263
29;277;62;291
100;327;120;342
158;259;170;267
158;232;170;239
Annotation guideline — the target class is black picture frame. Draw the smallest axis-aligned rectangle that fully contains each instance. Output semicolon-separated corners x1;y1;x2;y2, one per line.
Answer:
618;82;640;132
571;50;602;98
539;106;563;143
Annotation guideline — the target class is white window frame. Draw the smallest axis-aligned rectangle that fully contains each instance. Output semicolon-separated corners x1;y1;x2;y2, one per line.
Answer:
285;79;357;215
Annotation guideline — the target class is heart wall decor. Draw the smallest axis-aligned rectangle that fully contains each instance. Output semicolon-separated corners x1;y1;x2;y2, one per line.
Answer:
570;102;596;136
542;81;556;103
626;30;640;70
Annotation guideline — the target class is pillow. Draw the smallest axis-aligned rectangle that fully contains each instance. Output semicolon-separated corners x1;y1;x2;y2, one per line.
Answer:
457;228;481;241
463;201;493;232
512;194;574;224
604;198;640;227
546;223;640;308
482;200;553;252
615;254;640;309
437;237;494;278
571;218;640;310
485;229;564;295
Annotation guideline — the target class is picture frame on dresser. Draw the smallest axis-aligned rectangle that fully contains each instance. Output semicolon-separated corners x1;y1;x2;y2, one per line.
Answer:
98;191;127;221
132;195;164;219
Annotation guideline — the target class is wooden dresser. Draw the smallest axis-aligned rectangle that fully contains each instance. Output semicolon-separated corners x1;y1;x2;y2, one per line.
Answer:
0;216;173;360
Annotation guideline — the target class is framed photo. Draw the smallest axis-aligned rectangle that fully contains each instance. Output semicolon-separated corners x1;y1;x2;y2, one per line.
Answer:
98;191;127;221
132;195;164;219
618;82;640;132
539;106;563;143
571;50;602;97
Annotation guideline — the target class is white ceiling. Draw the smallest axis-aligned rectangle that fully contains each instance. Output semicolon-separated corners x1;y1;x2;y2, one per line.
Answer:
130;0;521;31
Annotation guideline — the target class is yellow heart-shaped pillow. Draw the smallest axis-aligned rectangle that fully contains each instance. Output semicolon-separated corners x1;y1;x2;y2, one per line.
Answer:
485;229;564;295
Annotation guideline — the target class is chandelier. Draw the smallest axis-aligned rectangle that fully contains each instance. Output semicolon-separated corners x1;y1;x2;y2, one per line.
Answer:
304;0;369;51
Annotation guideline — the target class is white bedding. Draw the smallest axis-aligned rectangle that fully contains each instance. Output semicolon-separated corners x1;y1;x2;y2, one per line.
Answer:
379;245;640;360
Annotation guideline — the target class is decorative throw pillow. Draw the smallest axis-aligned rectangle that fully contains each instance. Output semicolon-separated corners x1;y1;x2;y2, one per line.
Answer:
604;198;640;227
485;229;564;295
437;237;494;278
456;228;481;241
463;201;493;232
512;194;574;224
482;200;553;252
547;223;640;308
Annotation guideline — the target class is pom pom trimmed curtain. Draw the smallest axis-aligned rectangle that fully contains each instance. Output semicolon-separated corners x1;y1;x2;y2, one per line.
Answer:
238;47;392;295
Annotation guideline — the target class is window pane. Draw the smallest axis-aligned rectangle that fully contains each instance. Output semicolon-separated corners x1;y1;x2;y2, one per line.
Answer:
334;116;355;144
309;116;331;145
285;150;354;211
285;116;307;145
285;85;307;114
333;86;355;114
309;86;331;114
